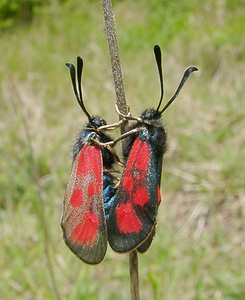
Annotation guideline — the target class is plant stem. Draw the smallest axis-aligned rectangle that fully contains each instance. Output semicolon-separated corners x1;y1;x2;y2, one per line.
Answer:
102;0;128;154
129;251;140;300
102;1;140;299
102;0;127;117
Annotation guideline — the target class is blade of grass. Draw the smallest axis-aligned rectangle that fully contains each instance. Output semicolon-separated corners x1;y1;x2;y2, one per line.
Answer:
13;82;61;300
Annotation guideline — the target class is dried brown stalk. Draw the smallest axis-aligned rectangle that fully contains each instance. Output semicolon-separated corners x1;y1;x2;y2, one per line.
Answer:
102;1;140;299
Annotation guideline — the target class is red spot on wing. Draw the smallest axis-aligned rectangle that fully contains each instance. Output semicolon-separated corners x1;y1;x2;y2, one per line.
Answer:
133;187;148;206
134;143;150;172
87;182;100;198
70;144;102;204
125;139;150;172
125;139;140;171
76;145;101;182
76;145;89;176
90;145;102;182
120;139;150;207
122;173;134;193
157;185;161;204
71;213;99;245
116;202;142;234
70;188;83;207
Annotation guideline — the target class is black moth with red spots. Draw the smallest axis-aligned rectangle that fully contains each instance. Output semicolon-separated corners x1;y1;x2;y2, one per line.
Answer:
61;57;117;264
107;45;198;253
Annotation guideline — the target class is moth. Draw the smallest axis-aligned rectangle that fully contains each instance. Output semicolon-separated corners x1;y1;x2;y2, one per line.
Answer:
107;45;198;253
61;57;119;264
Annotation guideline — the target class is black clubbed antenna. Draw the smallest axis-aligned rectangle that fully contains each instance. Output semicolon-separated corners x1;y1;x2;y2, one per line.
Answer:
159;66;198;114
154;45;164;112
66;57;91;120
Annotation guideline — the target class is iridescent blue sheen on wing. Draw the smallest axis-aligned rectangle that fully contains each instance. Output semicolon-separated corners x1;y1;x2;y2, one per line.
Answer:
103;173;116;220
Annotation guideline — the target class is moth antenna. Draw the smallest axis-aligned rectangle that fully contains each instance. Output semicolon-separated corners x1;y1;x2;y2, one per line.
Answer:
159;66;198;114
66;57;91;120
154;45;164;112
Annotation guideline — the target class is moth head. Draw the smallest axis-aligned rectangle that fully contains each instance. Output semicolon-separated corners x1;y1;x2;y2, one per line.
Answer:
140;108;161;121
89;116;107;129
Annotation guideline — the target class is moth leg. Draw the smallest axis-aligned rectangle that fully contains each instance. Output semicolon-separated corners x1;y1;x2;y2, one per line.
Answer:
113;181;120;189
104;145;122;165
115;105;155;126
111;128;140;145
91;128;140;148
115;104;142;122
97;119;124;131
106;169;122;175
97;109;131;132
89;137;122;164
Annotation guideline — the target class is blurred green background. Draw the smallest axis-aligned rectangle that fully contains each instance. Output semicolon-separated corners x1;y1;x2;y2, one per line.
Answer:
0;0;244;299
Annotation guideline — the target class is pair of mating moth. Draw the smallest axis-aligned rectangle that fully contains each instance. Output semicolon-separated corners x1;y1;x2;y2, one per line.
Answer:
61;45;198;264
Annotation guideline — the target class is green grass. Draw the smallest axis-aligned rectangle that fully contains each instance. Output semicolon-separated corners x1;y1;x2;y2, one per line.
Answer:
0;0;244;299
